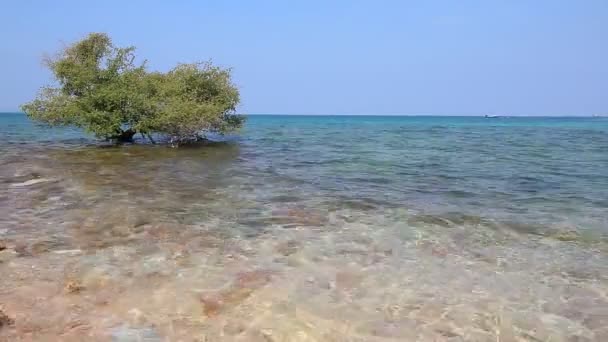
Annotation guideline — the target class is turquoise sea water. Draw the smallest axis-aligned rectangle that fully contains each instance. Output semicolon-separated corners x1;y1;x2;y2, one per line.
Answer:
1;113;608;340
3;113;606;234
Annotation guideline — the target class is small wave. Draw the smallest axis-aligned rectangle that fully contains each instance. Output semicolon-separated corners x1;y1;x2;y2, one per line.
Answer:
347;177;392;185
269;195;302;203
324;196;394;211
406;211;608;246
444;190;477;198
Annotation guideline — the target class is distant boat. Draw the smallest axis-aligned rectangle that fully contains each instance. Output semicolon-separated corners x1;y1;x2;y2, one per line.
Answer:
484;114;499;118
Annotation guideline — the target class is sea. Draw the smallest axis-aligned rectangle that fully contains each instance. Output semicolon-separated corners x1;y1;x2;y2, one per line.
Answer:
1;112;607;341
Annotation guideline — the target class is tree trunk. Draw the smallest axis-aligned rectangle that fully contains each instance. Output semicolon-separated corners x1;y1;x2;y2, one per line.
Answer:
146;133;156;144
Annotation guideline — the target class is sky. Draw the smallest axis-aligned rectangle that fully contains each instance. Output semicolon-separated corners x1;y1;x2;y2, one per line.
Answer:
1;0;607;115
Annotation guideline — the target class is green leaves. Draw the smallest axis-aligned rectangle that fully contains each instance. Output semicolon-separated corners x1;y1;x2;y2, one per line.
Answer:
21;33;243;144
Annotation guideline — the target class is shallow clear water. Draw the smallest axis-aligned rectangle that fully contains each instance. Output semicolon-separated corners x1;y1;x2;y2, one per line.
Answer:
1;113;608;341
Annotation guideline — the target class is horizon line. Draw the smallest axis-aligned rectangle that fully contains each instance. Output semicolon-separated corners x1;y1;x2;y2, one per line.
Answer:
244;113;603;117
0;111;604;118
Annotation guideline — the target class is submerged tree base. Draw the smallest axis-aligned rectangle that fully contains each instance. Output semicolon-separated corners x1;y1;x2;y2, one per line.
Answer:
99;131;222;148
168;135;211;148
110;129;137;144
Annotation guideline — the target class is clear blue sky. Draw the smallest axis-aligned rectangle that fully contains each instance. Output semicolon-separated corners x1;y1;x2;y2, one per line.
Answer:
1;0;607;115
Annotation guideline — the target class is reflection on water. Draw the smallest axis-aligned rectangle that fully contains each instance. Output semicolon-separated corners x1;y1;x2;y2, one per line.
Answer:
1;115;608;341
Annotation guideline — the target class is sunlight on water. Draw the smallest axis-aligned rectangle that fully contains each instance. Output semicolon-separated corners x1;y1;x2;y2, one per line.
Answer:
1;114;608;341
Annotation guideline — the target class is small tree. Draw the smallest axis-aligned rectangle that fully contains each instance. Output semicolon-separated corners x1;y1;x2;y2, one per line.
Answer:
21;33;244;145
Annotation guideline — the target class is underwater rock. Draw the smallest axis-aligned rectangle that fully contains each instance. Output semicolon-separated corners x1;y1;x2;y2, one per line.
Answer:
234;269;274;288
81;265;121;291
64;280;85;294
199;294;223;317
14;243;30;257
275;240;299;256
30;240;54;254
0;249;16;263
223;321;246;335
335;271;364;290
552;230;580;242
200;269;275;317
11;238;72;257
0;308;14;328
259;328;276;342
270;207;328;227
289;208;327;226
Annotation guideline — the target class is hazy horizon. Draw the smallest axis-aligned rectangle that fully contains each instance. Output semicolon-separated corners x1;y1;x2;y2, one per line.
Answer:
2;0;607;115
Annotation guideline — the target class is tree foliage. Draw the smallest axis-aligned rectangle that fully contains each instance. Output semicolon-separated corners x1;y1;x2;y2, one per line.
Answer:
21;33;244;145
